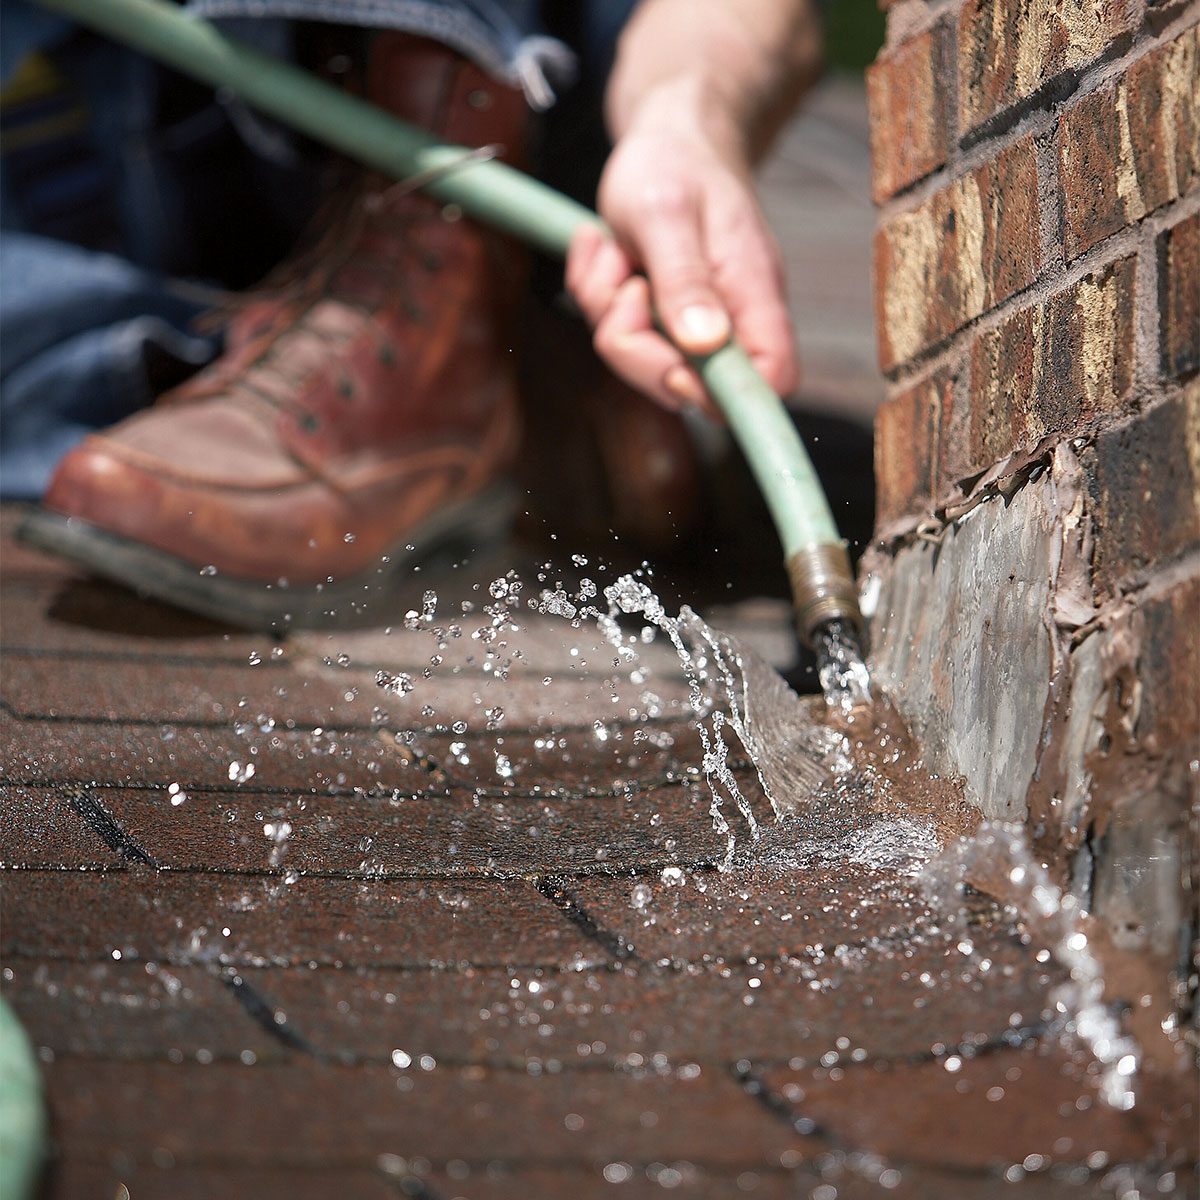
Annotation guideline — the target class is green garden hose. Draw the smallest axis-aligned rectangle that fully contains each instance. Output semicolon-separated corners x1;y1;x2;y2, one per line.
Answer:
0;996;45;1199
32;0;863;645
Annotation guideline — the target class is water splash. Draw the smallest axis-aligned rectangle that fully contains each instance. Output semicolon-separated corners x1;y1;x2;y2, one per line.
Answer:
812;619;872;715
262;819;292;869
600;576;768;865
921;821;1141;1110
221;552;1151;1127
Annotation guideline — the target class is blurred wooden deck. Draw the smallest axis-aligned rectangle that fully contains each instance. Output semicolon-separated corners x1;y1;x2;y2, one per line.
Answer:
763;74;881;426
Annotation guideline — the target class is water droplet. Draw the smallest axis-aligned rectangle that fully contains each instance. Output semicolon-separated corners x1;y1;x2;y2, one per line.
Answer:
376;670;414;696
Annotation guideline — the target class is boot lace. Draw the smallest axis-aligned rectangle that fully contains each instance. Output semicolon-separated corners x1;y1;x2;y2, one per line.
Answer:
180;144;501;433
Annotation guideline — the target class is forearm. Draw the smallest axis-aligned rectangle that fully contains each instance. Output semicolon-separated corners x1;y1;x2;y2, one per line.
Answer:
604;0;824;165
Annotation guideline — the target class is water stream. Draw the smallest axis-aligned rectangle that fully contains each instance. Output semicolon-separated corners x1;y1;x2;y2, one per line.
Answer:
215;561;1172;1128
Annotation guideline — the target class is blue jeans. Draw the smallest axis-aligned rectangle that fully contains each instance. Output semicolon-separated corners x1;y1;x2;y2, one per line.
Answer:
0;0;635;498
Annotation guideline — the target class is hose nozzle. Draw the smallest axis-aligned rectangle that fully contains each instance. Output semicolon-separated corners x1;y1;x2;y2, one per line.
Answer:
787;542;863;648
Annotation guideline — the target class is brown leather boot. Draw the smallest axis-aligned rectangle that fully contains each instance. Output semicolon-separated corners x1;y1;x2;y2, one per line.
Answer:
21;35;528;630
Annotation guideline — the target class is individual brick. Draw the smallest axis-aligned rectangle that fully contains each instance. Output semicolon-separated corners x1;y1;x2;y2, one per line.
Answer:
2;871;600;970
0;653;362;727
874;369;956;524
404;1164;1142;1200
200;925;1060;1068
874;138;1040;370
0;646;685;739
17;778;725;878
759;1040;1196;1168
1085;393;1200;596
1059;24;1200;260
567;864;929;965
2;960;288;1065
412;718;712;797
958;0;1136;133
0;785;127;870
0;708;406;793
1132;573;1200;755
1159;211;1200;380
291;613;692;681
41;1160;1127;1200
969;256;1136;465
43;1058;808;1168
8;928;1055;1071
866;26;950;202
0;706;701;802
45;1165;396;1200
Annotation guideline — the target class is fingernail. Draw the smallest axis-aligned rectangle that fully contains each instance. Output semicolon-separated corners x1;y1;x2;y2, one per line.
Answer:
677;305;730;350
665;364;706;406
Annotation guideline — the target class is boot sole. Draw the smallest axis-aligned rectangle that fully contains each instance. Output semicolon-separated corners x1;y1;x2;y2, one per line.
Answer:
16;486;516;632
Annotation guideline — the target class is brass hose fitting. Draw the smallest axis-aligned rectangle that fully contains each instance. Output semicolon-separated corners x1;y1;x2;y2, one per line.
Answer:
787;543;864;647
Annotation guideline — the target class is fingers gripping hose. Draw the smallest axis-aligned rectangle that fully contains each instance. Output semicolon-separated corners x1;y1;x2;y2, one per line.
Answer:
32;0;866;646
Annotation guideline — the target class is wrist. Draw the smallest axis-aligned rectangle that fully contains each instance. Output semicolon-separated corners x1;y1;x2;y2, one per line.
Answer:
610;73;753;173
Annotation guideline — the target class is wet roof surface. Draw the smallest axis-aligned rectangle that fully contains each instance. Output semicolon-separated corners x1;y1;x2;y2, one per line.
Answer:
1;75;1194;1200
2;505;1195;1200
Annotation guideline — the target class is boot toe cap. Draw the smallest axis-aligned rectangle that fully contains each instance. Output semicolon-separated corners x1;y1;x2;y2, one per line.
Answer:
44;436;154;537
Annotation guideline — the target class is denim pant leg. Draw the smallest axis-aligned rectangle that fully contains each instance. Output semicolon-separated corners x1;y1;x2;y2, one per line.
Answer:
0;234;218;499
0;0;638;500
188;0;573;108
0;4;306;500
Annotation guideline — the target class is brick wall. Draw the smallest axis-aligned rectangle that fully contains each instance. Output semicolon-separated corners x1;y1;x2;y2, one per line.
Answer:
863;0;1198;951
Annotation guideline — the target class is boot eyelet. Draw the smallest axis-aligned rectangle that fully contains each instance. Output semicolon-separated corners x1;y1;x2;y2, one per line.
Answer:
467;88;492;110
300;413;320;433
337;375;355;399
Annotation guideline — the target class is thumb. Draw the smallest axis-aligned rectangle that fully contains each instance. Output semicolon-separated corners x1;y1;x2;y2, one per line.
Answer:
635;199;731;356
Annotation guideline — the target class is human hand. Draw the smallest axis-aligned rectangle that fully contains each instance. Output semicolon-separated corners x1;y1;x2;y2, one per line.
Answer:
565;81;799;415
